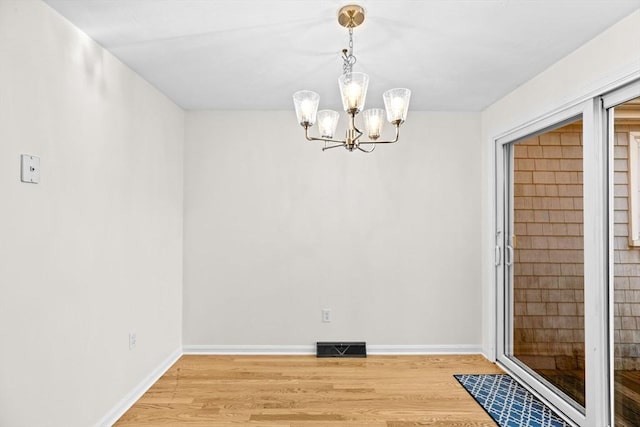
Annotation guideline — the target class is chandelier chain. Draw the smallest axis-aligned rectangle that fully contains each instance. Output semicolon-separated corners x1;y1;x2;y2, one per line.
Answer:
342;27;357;75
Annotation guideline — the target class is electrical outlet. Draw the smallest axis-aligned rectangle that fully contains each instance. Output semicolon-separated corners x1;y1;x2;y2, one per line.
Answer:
20;154;40;183
129;331;137;350
322;309;331;323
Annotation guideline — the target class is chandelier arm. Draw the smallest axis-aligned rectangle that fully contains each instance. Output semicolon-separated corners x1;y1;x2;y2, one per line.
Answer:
306;135;348;144
322;143;346;151
357;144;376;153
357;124;401;145
304;126;347;144
353;127;364;140
349;112;364;143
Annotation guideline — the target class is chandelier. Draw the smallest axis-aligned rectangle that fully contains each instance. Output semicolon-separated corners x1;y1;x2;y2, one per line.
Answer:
292;5;411;153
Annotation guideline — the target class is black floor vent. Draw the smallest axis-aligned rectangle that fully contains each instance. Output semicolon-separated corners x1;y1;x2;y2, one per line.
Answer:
316;341;367;358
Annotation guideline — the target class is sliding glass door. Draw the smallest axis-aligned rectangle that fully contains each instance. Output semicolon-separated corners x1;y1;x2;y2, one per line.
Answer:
603;84;640;427
495;80;640;427
509;118;586;408
495;99;610;427
498;111;587;425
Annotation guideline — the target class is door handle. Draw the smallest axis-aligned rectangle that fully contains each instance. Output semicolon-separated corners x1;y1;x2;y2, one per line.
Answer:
495;230;503;267
506;245;514;266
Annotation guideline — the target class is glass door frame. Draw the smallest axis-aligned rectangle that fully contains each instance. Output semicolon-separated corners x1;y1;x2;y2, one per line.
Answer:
494;99;610;427
602;80;640;427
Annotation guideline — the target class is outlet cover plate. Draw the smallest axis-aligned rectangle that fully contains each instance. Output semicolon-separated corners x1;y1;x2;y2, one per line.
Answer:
21;154;40;183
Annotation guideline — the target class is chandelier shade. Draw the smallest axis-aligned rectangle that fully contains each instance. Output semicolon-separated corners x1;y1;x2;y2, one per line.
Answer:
338;72;369;113
383;88;411;124
292;4;411;153
363;108;385;140
293;90;320;126
317;110;340;138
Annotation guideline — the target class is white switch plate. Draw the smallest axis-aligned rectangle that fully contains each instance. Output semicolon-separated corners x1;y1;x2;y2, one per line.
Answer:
129;331;137;350
21;154;40;183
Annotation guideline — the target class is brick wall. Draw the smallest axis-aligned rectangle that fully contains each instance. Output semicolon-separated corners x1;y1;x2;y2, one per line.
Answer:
512;123;585;373
613;121;640;371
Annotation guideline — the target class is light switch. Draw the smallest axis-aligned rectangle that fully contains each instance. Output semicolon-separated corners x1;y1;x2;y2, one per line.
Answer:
21;154;40;184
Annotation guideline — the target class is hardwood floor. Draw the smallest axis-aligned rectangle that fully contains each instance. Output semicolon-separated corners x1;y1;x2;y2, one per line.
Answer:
614;370;640;427
115;355;503;426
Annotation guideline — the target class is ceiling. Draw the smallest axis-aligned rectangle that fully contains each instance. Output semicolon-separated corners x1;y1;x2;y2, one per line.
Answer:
43;0;640;111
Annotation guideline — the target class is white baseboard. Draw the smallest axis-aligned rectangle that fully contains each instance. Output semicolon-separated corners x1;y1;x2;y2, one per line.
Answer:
183;344;315;355
95;346;182;427
368;344;482;355
183;344;482;355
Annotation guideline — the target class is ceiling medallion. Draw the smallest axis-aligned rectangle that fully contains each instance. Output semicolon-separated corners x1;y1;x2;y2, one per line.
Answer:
293;5;411;153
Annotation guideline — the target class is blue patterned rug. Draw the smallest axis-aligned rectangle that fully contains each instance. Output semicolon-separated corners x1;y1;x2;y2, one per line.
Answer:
454;374;570;427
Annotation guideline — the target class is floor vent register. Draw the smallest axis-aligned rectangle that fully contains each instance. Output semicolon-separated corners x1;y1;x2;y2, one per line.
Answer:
316;341;367;358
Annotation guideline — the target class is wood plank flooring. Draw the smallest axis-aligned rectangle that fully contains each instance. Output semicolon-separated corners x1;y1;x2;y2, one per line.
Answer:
615;370;640;427
115;355;503;426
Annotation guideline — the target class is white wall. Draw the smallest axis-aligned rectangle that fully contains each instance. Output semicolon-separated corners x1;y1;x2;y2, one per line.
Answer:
481;10;640;357
183;110;482;349
0;2;184;426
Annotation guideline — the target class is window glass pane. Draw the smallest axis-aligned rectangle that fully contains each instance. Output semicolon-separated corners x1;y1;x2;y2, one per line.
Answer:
612;96;640;427
510;119;585;407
